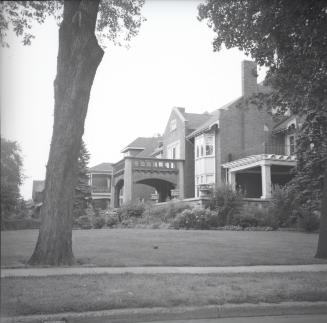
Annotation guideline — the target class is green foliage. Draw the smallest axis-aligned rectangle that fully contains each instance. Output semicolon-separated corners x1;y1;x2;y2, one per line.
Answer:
77;215;92;230
0;0;145;47
106;212;120;227
208;185;243;225
172;208;219;230
1;137;24;219
269;185;298;228
233;204;278;229
118;202;145;219
146;201;192;222
198;0;327;234
73;140;91;219
297;208;320;232
1;218;40;231
92;216;106;229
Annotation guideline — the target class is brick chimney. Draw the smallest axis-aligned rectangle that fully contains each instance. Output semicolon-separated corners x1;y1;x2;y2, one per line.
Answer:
241;60;258;97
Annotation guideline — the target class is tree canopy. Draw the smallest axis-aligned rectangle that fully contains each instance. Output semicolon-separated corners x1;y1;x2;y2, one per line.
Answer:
198;0;327;257
0;0;145;47
1;137;24;218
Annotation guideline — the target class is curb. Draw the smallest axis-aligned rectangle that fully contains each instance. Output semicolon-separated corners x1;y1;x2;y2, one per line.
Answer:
2;264;327;278
2;301;327;323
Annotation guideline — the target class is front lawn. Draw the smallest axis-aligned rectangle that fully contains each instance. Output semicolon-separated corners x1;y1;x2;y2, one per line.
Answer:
1;272;327;316
1;229;326;268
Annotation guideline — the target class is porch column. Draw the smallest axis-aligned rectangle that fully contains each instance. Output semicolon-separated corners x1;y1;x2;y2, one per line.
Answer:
228;170;236;190
110;176;115;209
261;163;272;199
123;158;133;203
176;160;184;199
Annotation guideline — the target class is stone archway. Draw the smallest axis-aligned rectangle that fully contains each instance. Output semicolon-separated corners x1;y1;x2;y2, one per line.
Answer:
114;179;124;208
136;178;175;203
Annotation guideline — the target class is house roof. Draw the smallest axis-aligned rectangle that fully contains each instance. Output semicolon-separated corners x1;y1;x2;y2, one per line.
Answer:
183;112;212;130
187;97;242;139
272;115;302;134
88;163;113;172
121;137;163;157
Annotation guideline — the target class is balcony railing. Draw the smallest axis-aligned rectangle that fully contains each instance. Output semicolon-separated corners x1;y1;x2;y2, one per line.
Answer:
113;159;125;174
132;157;179;171
91;187;110;194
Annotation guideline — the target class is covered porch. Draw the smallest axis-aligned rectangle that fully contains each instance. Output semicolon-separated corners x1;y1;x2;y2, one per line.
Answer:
222;154;296;199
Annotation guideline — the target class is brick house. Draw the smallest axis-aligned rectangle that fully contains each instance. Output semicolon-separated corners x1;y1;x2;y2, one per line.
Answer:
35;60;298;208
86;60;299;207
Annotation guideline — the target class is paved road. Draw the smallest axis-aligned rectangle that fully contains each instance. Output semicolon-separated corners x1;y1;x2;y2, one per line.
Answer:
2;264;327;277
72;315;327;323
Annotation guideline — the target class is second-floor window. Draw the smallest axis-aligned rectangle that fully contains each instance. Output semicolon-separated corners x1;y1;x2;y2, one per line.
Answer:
289;135;296;155
205;135;214;156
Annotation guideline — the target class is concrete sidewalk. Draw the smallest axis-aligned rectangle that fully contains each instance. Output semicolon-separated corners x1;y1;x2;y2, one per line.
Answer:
2;263;327;277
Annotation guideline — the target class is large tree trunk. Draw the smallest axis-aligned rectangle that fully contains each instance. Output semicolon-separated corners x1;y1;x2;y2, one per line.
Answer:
29;0;104;266
315;165;327;258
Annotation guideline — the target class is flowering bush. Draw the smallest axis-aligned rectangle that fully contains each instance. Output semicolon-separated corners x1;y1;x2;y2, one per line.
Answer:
172;208;221;229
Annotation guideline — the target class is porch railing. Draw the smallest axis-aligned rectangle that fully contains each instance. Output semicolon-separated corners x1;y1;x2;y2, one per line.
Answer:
91;187;111;193
132;157;179;171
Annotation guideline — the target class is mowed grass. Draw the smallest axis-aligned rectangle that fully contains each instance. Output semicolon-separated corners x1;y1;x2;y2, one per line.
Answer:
2;229;327;267
1;272;327;316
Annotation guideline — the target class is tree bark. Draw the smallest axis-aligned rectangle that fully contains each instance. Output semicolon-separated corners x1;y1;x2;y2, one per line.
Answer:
315;165;327;258
29;0;104;266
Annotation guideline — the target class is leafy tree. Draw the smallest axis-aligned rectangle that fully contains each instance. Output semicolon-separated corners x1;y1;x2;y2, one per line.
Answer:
1;0;145;265
0;137;24;219
198;0;327;257
73;139;91;219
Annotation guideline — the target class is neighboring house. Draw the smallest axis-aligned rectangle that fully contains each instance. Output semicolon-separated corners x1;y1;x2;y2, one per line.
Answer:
33;60;300;207
187;61;298;199
88;163;113;209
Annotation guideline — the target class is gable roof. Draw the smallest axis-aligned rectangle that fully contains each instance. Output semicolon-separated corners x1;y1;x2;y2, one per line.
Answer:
121;137;163;157
183;112;212;130
187;97;243;139
89;163;113;172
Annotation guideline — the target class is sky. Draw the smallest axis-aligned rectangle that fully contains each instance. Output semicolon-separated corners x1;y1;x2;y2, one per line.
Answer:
1;0;266;200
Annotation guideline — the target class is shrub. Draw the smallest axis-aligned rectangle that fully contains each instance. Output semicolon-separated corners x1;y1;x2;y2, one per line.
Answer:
1;218;40;230
233;204;279;229
106;212;120;227
93;216;106;229
297;208;320;232
145;201;192;222
77;215;92;229
269;185;298;228
208;185;243;226
117;202;145;219
172;207;220;230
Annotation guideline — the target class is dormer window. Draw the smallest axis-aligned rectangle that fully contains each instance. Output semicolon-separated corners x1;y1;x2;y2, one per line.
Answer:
170;119;177;132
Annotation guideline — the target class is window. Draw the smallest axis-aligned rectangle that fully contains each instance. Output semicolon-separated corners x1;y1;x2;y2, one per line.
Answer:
167;141;180;159
200;146;204;156
289;135;296;155
196;146;199;158
172;147;176;159
205;135;214;156
170;119;177;132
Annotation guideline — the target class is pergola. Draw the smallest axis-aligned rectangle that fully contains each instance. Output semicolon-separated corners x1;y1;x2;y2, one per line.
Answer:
222;154;297;199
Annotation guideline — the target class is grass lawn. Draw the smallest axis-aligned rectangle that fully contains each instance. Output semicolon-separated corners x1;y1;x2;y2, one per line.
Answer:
1;272;327;316
1;229;327;268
